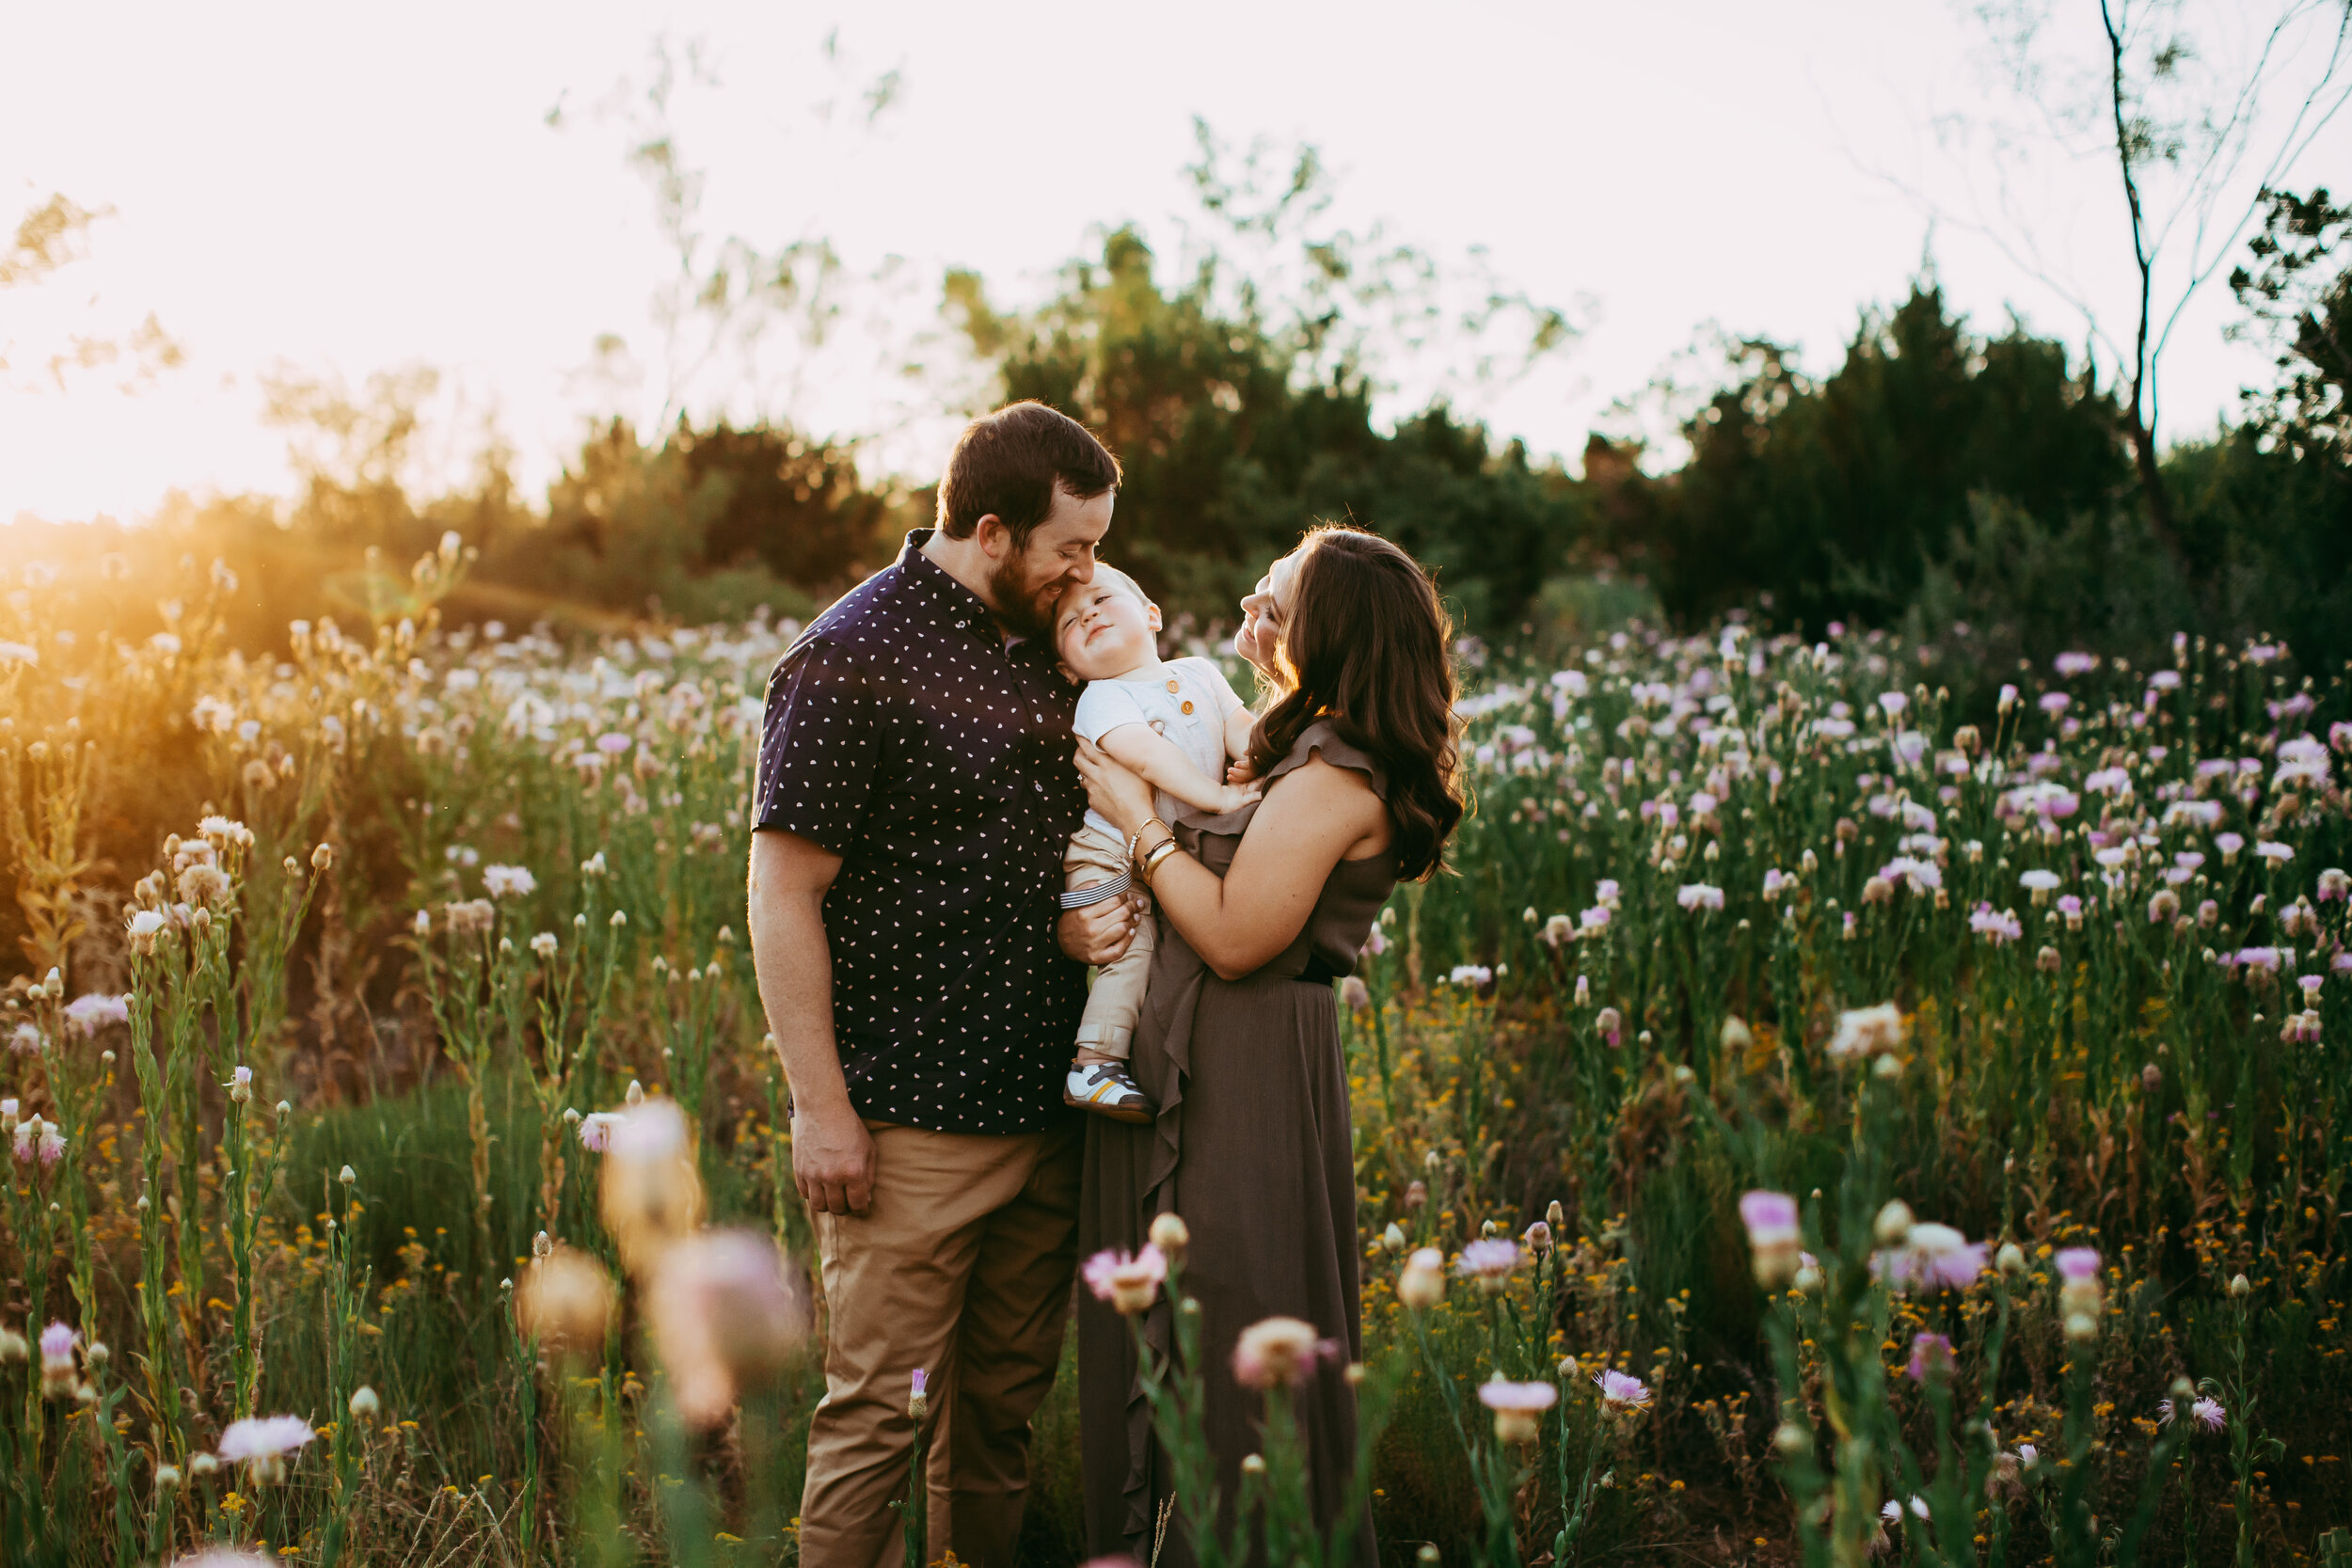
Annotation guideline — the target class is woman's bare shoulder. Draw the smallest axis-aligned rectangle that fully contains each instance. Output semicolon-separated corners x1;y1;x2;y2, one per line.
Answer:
1255;751;1389;847
1270;756;1374;822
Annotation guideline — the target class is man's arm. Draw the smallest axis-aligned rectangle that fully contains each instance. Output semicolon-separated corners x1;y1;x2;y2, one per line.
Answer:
748;829;875;1216
1096;721;1259;815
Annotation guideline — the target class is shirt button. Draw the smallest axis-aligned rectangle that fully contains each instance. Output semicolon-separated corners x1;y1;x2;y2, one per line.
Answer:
1166;678;1180;692
1181;700;1196;714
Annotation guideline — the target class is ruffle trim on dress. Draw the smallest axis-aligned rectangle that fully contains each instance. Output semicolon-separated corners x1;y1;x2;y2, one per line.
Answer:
1114;717;1391;1554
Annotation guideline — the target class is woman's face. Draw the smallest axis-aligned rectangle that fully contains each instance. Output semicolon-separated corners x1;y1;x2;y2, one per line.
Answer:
1234;551;1301;678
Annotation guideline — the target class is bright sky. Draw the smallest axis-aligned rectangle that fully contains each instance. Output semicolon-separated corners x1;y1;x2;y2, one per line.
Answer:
4;0;2345;526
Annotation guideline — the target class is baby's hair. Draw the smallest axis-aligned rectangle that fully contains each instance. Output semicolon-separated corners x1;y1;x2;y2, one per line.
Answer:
1091;564;1153;610
1062;564;1154;621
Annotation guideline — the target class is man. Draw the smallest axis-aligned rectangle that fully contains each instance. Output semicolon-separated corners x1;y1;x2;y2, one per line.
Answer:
749;400;1136;1567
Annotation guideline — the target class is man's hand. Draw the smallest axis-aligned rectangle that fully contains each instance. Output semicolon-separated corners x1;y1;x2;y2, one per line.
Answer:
1059;890;1139;966
750;829;875;1216
791;1102;877;1217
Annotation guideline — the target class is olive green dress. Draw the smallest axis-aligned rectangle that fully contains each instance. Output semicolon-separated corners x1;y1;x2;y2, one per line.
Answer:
1076;721;1395;1567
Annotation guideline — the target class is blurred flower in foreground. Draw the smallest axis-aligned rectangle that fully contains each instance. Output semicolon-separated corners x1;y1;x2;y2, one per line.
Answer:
2057;1247;2102;1340
1873;1222;1986;1292
1398;1247;1447;1309
598;1097;704;1275
1456;1238;1520;1292
1081;1244;1168;1315
645;1228;812;1428
215;1414;317;1484
515;1242;617;1363
1906;1332;1954;1382
38;1322;76;1398
1232;1317;1329;1390
1739;1191;1801;1288
483;863;537;898
61;993;129;1037
1478;1377;1558;1444
1826;1003;1904;1063
576;1111;624;1151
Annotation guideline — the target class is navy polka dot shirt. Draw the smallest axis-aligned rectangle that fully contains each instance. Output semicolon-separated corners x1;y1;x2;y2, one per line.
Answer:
755;530;1089;1133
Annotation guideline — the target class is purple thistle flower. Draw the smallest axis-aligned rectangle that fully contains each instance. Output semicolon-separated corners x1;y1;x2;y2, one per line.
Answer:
1593;1369;1652;1412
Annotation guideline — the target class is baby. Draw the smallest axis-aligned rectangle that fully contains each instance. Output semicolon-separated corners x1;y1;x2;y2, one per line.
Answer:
1055;565;1258;1122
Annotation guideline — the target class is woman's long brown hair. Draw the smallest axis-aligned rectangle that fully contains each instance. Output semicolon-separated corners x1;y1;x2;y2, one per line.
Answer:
1245;525;1466;880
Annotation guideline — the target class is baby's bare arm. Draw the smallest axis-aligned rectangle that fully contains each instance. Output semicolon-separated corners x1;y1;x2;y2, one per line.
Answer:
1222;702;1257;767
1096;723;1259;816
1196;661;1260;777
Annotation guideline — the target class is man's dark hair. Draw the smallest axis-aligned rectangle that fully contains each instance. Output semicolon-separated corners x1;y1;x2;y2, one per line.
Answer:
935;402;1120;548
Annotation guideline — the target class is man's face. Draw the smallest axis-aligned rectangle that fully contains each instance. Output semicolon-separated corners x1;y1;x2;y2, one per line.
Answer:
981;485;1113;639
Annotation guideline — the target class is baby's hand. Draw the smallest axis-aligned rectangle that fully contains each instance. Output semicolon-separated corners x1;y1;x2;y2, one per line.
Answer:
1213;781;1264;814
1225;758;1258;784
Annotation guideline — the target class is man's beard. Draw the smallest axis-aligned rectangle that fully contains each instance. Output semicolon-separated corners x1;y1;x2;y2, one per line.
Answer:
986;548;1063;640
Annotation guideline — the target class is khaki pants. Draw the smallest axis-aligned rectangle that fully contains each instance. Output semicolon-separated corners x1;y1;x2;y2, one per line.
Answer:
800;1120;1081;1568
1065;823;1154;1058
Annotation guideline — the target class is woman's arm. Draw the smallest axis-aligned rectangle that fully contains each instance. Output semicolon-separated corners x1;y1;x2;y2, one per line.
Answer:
1075;738;1388;981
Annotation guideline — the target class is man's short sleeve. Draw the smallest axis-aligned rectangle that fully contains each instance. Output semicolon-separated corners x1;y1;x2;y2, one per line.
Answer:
1073;680;1150;744
755;638;878;854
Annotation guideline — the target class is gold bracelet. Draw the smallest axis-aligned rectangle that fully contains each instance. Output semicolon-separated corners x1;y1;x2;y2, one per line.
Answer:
1136;833;1176;879
1140;838;1181;885
1130;816;1172;872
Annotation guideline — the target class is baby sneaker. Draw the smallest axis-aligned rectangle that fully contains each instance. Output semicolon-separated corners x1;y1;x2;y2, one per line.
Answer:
1064;1060;1154;1124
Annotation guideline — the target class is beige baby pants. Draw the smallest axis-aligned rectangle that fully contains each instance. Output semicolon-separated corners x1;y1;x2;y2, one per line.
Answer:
1061;820;1155;1057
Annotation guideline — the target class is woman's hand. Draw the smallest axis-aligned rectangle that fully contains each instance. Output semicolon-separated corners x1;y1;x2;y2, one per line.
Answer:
1074;735;1158;838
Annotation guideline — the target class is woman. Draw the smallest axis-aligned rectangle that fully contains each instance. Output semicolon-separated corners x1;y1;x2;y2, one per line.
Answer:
1072;525;1466;1564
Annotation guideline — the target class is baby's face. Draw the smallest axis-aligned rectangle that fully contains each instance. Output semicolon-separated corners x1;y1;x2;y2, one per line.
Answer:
1056;578;1157;679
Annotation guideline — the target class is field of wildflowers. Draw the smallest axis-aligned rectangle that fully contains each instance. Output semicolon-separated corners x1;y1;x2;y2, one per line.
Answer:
0;538;2347;1565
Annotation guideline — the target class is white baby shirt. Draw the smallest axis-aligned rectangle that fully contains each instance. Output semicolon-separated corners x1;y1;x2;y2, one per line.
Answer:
1072;657;1242;839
